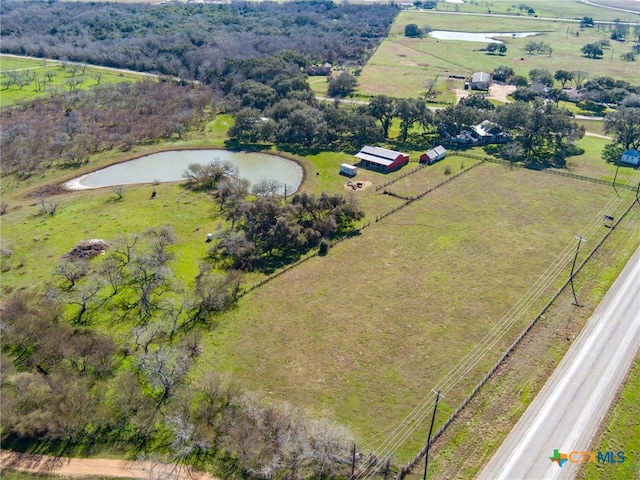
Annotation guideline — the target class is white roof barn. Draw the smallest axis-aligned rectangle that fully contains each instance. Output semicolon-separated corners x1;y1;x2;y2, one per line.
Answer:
471;72;491;90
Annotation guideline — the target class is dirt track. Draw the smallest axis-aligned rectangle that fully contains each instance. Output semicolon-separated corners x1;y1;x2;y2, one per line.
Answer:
0;450;218;480
456;83;516;104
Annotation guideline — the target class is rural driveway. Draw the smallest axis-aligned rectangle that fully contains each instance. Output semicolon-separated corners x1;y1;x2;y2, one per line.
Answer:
476;246;640;480
0;450;218;480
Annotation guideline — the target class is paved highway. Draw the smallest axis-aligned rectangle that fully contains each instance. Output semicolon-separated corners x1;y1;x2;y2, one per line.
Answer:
477;246;640;480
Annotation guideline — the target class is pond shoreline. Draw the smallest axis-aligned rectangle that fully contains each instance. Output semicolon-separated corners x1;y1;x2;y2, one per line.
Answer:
64;148;305;195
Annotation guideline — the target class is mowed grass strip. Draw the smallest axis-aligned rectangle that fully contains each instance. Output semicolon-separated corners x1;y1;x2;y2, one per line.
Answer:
198;163;624;460
579;357;640;480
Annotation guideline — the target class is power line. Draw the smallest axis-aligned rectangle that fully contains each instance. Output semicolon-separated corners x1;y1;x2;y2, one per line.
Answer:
354;170;640;479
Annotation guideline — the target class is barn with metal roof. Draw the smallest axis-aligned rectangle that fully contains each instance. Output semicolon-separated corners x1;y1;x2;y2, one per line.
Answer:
354;146;410;172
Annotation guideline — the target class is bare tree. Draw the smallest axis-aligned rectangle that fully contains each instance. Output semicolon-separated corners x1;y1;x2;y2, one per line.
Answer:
136;345;193;406
38;195;61;215
251;178;282;197
54;260;88;290
111;184;125;200
67;276;103;325
572;70;589;88
92;72;104;85
66;77;84;92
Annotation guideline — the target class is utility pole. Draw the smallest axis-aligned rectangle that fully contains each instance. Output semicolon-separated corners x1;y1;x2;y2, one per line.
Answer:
351;443;356;479
283;184;287;204
423;390;444;480
570;236;587;307
612;164;620;198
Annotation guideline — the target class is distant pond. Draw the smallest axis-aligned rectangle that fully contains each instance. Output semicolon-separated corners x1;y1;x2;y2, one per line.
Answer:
428;30;540;43
65;150;304;195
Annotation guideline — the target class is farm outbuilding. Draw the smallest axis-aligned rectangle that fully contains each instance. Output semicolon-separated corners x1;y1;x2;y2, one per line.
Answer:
304;63;332;76
354;146;410;172
620;149;640;167
420;145;447;164
471;72;491;90
340;163;357;176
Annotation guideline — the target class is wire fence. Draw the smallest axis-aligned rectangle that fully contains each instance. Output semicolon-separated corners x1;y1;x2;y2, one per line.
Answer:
353;167;640;480
374;161;485;224
375;163;427;192
395;194;640;478
456;152;637;190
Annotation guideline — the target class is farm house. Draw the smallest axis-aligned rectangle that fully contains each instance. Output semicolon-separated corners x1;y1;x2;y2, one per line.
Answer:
471;71;491;90
340;163;357;176
354;146;410;172
420;145;447;164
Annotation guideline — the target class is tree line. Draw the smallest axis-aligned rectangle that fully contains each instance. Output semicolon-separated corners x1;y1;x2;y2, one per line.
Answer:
0;1;398;83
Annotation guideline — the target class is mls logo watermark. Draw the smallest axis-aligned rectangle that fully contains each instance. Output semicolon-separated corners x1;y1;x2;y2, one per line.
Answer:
550;449;625;467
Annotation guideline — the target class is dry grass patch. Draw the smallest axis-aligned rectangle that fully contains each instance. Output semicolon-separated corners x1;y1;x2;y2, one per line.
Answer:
198;163;629;460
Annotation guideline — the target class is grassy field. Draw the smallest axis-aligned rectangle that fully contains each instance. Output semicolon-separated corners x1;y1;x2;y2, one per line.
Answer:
0;182;220;294
357;11;638;98
430;0;640;21
0;55;146;106
564;135;640;184
415;199;640;479
579;357;640;480
196;162;634;460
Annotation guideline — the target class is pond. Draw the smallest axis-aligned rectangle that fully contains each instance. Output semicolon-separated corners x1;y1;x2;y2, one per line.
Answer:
65;149;304;195
428;30;540;43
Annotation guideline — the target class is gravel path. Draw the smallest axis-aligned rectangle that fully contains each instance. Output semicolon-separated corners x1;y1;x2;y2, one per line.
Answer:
0;450;218;480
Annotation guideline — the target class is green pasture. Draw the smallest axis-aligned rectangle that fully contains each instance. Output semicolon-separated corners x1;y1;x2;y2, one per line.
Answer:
405;200;640;479
0;56;49;71
579;357;640;480
357;12;638;98
565;135;639;184
576;118;606;136
196;162;630;460
307;76;330;96
0;55;145;106
430;0;640;21
0;182;222;295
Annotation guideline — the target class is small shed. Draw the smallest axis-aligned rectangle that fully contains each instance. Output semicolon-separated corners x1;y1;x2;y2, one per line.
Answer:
354;146;410;172
420;145;447;164
621;149;640;167
471;71;491;90
340;163;357;176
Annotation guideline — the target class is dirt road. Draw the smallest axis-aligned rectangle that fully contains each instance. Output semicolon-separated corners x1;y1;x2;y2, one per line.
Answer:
0;450;218;480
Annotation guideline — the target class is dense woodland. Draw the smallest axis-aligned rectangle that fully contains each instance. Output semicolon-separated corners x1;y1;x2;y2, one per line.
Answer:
0;1;398;82
1;80;214;176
